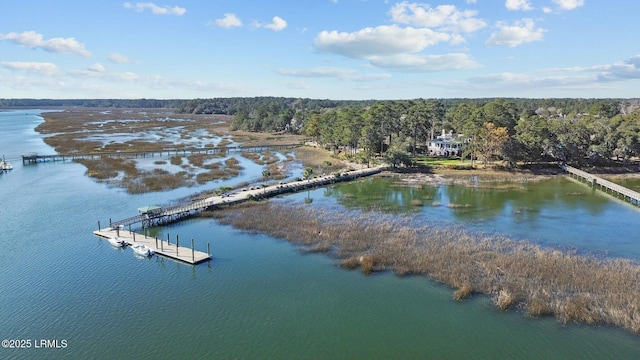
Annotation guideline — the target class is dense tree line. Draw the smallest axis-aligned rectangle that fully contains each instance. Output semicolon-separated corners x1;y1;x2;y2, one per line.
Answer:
0;98;182;108
4;96;639;167
179;96;640;167
176;96;364;115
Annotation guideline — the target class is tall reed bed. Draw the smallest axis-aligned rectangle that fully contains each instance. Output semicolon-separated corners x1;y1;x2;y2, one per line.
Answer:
208;202;640;334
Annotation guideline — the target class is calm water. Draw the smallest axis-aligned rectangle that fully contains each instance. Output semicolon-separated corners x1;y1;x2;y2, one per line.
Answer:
1;109;640;359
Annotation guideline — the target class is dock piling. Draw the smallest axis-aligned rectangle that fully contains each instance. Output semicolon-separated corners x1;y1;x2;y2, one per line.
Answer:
94;229;210;264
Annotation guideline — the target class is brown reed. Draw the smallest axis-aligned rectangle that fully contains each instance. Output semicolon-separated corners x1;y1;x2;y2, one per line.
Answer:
207;202;640;334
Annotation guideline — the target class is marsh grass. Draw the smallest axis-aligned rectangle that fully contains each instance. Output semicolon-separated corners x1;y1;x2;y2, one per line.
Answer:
217;138;233;148
77;157;138;179
209;202;640;334
34;109;305;193
170;156;182;165
241;152;261;162
453;284;474;301
409;199;423;207
194;158;244;184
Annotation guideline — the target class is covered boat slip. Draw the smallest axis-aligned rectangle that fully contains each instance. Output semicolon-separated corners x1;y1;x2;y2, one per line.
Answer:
93;228;211;265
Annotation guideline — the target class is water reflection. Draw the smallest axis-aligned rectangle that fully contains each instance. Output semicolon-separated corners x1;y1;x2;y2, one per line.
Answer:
323;175;640;260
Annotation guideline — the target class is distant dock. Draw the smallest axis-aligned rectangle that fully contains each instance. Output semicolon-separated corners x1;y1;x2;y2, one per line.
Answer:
563;165;640;206
93;227;211;265
21;144;300;164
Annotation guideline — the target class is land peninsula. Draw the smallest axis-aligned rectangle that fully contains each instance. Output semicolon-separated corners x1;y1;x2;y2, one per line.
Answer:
29;100;640;334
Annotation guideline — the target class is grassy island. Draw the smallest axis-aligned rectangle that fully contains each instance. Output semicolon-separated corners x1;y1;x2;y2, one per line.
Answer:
206;202;640;334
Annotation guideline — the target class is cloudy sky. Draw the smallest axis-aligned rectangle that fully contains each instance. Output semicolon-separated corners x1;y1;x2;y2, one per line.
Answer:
1;1;638;100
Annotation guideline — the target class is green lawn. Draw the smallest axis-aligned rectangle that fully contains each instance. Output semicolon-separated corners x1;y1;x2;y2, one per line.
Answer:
413;156;469;167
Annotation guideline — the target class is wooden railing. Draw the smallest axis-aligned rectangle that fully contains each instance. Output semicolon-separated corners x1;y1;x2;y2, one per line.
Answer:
562;165;640;205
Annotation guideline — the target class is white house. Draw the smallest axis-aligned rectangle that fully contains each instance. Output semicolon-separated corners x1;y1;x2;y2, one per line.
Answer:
427;130;467;157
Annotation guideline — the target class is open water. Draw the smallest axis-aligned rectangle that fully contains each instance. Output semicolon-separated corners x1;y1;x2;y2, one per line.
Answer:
1;109;640;359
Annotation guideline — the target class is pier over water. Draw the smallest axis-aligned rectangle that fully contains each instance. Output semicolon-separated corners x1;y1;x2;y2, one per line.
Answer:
94;166;385;264
21;144;300;164
562;165;640;206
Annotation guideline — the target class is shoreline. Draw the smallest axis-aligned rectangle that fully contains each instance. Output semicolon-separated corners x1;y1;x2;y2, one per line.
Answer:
26;108;640;335
206;201;640;335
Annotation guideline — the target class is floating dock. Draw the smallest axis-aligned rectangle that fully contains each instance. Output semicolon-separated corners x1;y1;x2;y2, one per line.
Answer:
93;228;211;265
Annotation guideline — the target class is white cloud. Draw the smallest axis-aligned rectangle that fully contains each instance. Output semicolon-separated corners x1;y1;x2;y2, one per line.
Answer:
389;2;486;33
456;55;640;95
485;18;545;47
312;3;485;73
542;7;553;13
256;16;287;31
0;31;91;57
87;63;106;73
466;72;596;91
108;53;131;64
367;53;479;72
590;55;640;81
276;67;391;82
214;13;242;28
552;0;585;10
277;67;354;78
315;25;451;59
0;61;60;76
505;0;533;11
0;75;67;92
123;2;186;16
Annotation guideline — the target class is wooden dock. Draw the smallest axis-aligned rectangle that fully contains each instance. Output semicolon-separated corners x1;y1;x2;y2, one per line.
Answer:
108;166;385;229
562;165;640;206
93;228;211;264
21;144;301;164
96;166;384;264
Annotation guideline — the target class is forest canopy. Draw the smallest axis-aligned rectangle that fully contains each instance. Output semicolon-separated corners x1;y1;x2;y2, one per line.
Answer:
3;96;640;167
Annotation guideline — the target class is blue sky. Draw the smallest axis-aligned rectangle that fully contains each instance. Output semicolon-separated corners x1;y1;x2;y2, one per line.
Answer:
1;0;638;100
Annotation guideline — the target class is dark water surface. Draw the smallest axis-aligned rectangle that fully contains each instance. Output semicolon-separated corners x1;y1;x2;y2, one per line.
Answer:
1;110;639;359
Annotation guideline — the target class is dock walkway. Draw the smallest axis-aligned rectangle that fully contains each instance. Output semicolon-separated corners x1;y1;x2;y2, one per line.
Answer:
108;166;385;229
562;165;640;206
21;144;300;164
93;228;211;264
95;165;384;265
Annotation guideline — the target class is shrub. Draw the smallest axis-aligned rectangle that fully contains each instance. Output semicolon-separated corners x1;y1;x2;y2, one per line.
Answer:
453;284;473;301
495;289;518;310
340;257;360;270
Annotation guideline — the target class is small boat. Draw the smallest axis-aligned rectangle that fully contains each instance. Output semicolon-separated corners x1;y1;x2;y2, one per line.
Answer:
0;156;12;171
131;244;155;257
107;237;127;247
